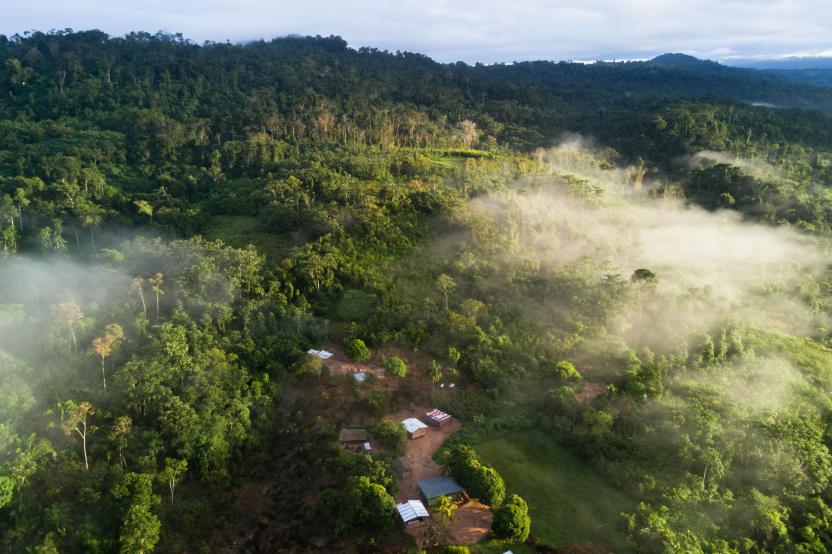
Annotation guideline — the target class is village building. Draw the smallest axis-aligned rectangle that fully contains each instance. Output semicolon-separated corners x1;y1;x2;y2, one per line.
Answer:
396;499;430;528
392;457;411;478
424;408;452;428
417;475;465;506
401;417;428;439
306;348;334;360
338;428;369;451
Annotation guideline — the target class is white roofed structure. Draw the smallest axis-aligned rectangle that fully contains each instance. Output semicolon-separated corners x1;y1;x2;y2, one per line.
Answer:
307;349;335;360
401;417;428;439
402;418;427;434
396;499;429;524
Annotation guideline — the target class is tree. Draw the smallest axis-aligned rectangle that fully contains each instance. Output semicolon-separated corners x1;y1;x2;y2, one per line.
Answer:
448;346;461;365
548;360;581;382
8;434;55;507
492;494;531;541
445;444;505;506
112;416;132;469
369;420;406;451
436;274;456;311
345;338;370;361
0;476;13;510
428;360;443;398
53;302;84;353
114;473;161;554
333;476;396;533
147;273;164;319
131;277;147;319
431;495;458;545
61;401;94;470
161;458;187;507
88;323;124;391
134;200;153;225
296;355;324;381
384;355;407;379
631;268;657;329
459;120;479;148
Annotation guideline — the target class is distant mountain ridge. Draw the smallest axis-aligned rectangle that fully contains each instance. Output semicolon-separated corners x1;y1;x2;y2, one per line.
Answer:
475;51;832;111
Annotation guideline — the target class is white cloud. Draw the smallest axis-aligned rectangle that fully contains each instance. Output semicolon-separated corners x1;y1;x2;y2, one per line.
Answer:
2;0;831;63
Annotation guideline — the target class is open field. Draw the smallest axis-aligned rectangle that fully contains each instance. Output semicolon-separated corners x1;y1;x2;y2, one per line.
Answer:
475;430;635;550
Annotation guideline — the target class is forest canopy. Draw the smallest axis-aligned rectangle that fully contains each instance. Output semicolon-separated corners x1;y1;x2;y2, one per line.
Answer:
2;29;832;553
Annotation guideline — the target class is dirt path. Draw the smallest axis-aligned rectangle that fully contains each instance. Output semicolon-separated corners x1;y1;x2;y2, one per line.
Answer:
386;409;490;547
388;407;461;503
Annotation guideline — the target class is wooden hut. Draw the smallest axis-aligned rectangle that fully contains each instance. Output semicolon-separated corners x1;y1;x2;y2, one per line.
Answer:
392;457;411;478
401;418;428;440
338;428;369;451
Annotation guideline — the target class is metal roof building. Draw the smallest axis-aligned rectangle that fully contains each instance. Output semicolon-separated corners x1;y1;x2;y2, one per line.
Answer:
396;499;430;525
417;475;464;506
425;408;452;427
401;417;428;439
338;428;369;443
307;349;334;360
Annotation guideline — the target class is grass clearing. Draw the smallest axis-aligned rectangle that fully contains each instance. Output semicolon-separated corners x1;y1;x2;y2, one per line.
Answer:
475;430;635;549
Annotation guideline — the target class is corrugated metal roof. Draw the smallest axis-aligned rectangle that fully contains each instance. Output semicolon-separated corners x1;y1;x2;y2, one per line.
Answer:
396;500;429;523
338;428;369;442
417;476;464;501
307;349;334;360
401;418;428;433
425;408;451;423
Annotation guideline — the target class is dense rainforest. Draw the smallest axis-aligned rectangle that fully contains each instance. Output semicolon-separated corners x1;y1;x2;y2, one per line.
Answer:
3;29;832;553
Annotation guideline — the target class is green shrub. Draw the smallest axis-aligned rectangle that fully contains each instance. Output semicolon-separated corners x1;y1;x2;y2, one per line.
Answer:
370;419;406;451
446;444;505;507
492;494;531;541
346;338;370;361
384;355;407;378
440;546;470;554
366;390;391;414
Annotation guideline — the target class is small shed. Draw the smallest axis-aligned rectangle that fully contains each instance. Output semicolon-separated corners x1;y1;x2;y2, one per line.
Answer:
402;418;428;440
424;408;452;428
339;428;369;451
396;499;430;527
392;457;411;478
417;476;464;506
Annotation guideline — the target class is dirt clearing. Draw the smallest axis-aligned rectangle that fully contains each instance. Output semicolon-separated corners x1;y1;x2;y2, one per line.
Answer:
450;501;493;545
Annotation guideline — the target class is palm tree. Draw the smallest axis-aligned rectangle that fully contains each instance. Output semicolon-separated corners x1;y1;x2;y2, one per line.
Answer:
148;273;164;319
428;360;442;399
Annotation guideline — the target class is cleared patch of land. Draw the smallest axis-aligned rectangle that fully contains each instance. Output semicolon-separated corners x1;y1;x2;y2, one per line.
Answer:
475;430;635;550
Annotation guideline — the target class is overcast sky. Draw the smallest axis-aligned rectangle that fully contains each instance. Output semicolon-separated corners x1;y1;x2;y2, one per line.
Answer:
3;0;832;63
